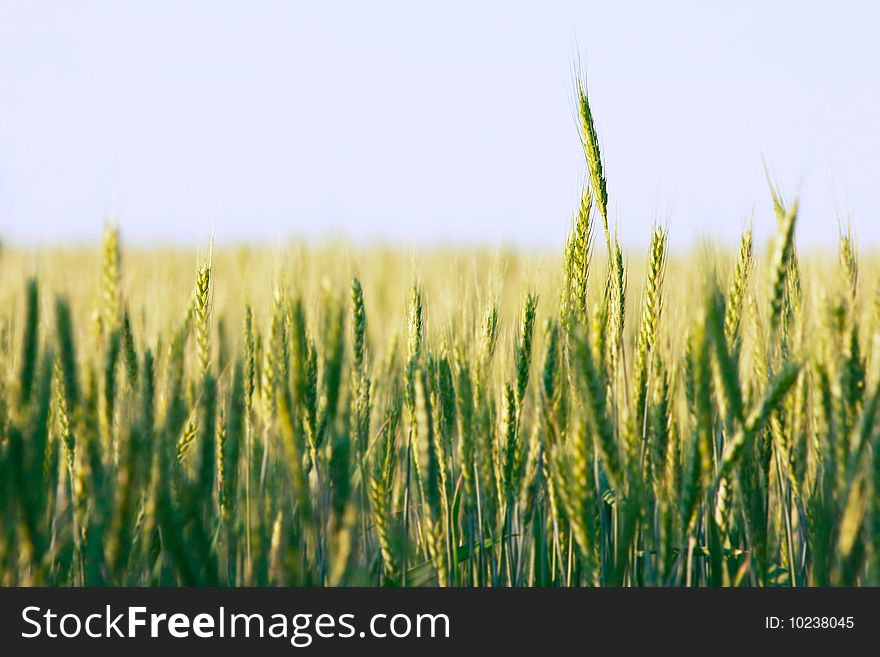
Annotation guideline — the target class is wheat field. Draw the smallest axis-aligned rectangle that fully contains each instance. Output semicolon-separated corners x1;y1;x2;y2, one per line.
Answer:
1;84;878;587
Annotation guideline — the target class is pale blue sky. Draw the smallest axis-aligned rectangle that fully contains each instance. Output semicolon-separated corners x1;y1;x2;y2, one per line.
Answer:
1;1;878;251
